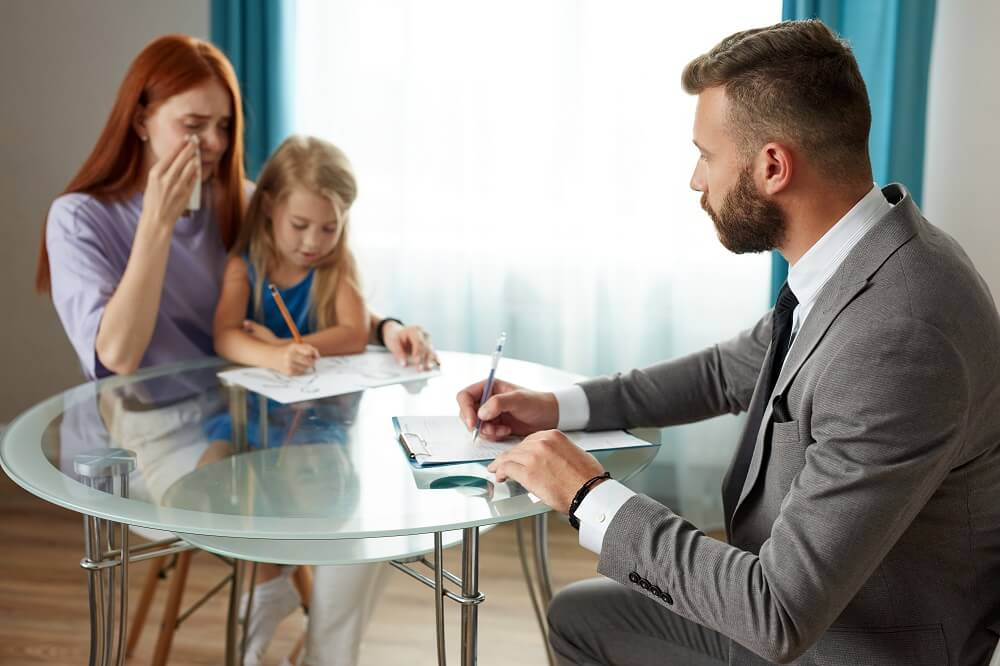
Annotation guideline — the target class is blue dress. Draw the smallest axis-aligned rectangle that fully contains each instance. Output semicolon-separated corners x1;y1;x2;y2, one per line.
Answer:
244;258;315;338
203;258;349;448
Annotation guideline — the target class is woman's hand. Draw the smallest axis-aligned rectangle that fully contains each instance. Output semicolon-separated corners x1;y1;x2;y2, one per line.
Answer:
140;136;200;231
269;343;320;376
384;322;439;370
242;320;281;344
94;137;199;375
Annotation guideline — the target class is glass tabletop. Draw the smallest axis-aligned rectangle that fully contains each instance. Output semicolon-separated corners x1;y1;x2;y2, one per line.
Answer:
1;351;658;540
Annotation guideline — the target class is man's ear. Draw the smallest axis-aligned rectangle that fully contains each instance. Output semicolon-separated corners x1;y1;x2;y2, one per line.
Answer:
758;142;793;195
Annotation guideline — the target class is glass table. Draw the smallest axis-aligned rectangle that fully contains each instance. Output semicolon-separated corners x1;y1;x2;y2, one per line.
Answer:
0;351;658;666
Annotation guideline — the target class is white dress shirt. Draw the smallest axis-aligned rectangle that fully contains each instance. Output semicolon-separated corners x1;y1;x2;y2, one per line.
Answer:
558;184;893;554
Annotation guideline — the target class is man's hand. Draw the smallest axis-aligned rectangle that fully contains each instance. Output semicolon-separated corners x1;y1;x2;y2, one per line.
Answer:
456;378;559;440
487;430;606;512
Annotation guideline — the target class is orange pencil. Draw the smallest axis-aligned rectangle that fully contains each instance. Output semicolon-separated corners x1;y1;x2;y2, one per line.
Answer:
268;284;303;344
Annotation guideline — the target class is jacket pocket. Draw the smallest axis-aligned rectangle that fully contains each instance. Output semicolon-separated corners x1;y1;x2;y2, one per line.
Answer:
813;624;948;666
769;419;805;494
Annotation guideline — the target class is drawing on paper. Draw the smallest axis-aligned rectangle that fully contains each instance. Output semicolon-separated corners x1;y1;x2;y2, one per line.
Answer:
250;368;322;394
218;350;440;404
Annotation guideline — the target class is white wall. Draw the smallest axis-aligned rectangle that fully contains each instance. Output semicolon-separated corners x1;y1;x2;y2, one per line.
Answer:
923;0;1000;305
0;1;209;422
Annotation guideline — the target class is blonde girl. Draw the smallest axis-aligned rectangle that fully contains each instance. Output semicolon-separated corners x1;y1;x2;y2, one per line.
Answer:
210;136;386;666
214;135;370;372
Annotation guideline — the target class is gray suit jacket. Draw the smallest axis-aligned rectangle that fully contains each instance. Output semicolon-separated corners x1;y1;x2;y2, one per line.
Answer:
579;184;1000;665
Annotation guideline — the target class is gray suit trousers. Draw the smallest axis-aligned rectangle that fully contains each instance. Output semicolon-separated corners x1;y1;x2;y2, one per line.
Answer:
548;578;730;666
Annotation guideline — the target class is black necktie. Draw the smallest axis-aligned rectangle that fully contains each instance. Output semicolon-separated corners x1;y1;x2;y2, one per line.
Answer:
722;282;799;532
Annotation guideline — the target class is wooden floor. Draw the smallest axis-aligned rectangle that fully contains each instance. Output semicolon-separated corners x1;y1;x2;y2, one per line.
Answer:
0;471;602;665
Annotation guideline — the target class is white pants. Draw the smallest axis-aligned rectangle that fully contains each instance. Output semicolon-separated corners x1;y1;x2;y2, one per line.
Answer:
305;562;388;665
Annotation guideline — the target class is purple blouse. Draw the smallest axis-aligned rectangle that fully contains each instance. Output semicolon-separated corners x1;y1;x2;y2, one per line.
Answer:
46;189;227;379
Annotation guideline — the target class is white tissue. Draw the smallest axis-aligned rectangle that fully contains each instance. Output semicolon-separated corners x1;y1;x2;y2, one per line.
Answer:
188;135;201;211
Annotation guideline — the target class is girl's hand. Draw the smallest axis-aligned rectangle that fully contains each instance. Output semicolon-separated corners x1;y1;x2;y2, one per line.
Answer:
242;320;280;344
271;343;320;376
141;136;200;231
384;322;439;370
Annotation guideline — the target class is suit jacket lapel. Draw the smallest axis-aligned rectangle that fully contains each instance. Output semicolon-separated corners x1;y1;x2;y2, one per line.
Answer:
722;339;777;537
732;184;922;520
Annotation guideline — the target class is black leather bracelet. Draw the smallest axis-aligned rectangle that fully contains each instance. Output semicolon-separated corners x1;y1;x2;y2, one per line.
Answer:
376;317;403;347
568;472;612;530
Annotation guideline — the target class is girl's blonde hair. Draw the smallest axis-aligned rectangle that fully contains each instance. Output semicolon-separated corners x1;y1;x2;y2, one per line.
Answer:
236;135;360;330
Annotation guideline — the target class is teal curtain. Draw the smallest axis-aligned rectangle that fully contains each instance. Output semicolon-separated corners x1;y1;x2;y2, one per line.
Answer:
211;1;294;179
772;0;937;301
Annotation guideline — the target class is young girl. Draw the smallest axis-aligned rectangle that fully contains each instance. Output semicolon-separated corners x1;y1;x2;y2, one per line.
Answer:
213;134;370;372
210;136;383;666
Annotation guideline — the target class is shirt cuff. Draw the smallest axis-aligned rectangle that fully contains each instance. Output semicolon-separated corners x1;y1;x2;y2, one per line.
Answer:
554;385;590;431
575;479;636;554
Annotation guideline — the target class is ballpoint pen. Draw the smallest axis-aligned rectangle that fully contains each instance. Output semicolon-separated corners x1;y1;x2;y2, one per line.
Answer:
472;332;507;444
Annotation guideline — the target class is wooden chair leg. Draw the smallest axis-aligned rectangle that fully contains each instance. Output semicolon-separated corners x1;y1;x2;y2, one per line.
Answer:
151;550;193;666
125;557;166;658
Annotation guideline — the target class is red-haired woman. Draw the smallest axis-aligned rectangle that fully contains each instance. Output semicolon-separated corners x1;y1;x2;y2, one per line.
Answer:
38;34;426;666
38;34;245;377
38;36;435;379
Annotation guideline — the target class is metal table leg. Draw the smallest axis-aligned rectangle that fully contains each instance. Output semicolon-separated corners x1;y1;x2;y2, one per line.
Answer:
115;479;130;666
83;511;103;666
74;449;136;666
460;527;480;666
224;383;250;666
434;532;446;666
533;513;553;605
515;515;556;666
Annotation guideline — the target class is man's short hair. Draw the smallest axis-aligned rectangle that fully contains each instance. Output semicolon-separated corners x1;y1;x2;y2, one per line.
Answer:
682;20;872;181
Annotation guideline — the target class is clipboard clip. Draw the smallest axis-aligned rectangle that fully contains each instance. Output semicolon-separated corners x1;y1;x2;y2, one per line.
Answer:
398;431;432;460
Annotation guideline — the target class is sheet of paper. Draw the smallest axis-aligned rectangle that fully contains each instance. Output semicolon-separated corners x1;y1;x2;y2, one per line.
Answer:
393;415;654;467
218;350;440;403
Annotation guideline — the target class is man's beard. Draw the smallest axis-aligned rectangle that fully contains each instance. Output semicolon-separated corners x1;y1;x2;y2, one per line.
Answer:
701;167;786;254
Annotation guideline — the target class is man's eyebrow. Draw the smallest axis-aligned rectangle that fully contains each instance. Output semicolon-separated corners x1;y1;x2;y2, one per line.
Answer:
693;139;710;154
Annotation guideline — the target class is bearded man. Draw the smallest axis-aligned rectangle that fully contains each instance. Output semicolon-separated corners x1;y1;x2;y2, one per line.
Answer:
457;19;1000;666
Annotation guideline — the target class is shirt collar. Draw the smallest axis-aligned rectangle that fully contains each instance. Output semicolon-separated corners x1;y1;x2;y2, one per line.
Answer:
787;184;892;310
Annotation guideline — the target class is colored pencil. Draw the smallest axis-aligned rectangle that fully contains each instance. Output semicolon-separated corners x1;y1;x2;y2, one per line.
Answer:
268;284;303;344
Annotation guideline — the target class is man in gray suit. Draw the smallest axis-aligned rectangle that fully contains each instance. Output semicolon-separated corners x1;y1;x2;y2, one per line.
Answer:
457;20;1000;665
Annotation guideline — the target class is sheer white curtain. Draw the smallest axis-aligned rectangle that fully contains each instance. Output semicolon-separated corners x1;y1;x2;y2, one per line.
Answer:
293;1;779;526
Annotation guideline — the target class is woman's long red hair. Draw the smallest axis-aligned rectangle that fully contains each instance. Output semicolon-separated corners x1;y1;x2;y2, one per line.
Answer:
35;34;246;293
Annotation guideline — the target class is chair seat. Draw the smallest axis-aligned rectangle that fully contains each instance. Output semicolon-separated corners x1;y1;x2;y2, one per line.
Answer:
129;525;178;542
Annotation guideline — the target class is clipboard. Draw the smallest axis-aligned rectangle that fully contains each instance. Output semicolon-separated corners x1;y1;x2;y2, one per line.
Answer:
392;415;655;468
396;426;432;462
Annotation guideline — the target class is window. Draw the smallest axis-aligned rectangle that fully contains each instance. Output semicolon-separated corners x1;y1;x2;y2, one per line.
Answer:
294;1;781;524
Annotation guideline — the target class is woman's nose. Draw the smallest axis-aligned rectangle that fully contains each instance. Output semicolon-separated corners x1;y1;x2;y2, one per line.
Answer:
200;127;227;154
